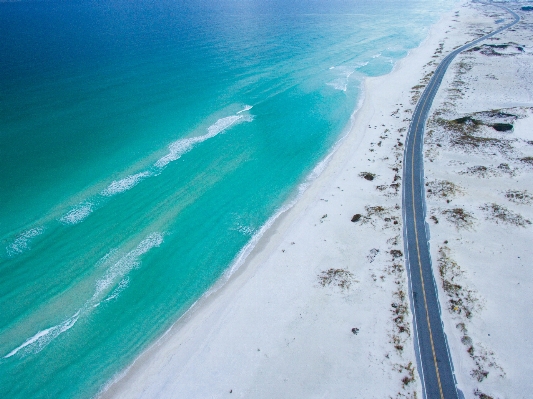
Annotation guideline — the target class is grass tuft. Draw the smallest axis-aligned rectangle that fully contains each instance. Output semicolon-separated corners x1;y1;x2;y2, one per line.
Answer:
480;203;531;226
317;268;356;290
441;208;475;230
504;190;532;204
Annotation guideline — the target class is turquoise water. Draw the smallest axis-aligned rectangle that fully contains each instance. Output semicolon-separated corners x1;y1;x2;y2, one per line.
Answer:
0;0;452;397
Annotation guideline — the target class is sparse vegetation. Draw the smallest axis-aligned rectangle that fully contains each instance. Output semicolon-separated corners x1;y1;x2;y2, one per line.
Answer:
391;297;410;336
431;116;510;151
520;156;533;166
430;108;521;154
504;189;532;204
358;205;401;228
480;203;531;226
317;268;356;290
390;249;403;259
452;133;507;151
426;179;463;199
469;343;506;382
438;247;481;319
474;389;494;399
376;181;401;197
467;42;525;57
397;362;416;388
367;248;379;263
410;84;426;105
387;235;400;246
459;163;514;178
392;288;410;336
441;208;475;229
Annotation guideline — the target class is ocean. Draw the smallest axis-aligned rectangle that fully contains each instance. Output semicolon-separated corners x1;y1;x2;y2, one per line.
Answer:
0;0;452;397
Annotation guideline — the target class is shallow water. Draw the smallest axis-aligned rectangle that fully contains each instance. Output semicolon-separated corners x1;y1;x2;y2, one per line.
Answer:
0;0;452;397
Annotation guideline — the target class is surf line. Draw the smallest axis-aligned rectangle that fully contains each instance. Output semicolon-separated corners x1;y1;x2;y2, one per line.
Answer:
5;106;254;257
3;232;164;359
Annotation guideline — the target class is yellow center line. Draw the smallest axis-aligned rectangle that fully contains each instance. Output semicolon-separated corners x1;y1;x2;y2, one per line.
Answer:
405;9;518;398
409;69;445;399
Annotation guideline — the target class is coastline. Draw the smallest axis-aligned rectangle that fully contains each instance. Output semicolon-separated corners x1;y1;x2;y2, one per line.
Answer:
100;3;470;398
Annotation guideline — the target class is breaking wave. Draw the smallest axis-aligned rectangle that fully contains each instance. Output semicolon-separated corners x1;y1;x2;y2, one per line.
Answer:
6;227;44;257
59;202;94;225
155;111;253;169
51;106;254;228
101;172;152;197
3;232;164;359
4;311;80;359
92;233;164;301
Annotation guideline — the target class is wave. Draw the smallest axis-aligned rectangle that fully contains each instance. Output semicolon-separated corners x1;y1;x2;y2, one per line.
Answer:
327;80;348;92
97;80;368;396
154;112;253;169
4;311;80;359
3;232;164;359
236;105;253;114
11;107;253;253
219;80;366;285
103;277;130;303
327;66;357;92
101;172;152;197
59;202;94;225
141;155;330;361
6;227;44;257
92;232;163;301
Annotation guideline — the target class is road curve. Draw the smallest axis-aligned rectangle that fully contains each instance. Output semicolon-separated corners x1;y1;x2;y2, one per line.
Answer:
401;3;520;399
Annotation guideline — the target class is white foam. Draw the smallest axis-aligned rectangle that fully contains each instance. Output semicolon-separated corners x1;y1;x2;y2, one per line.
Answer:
60;202;94;225
98;88;367;396
101;172;152;197
3;311;80;359
207;115;243;135
155;113;253;169
219;82;364;282
104;277;130;302
327;80;348;92
305;148;335;183
235;224;254;236
3;233;164;359
236;105;253;114
223;160;335;281
6;227;44;256
327;67;356;91
93;233;164;301
336;66;355;78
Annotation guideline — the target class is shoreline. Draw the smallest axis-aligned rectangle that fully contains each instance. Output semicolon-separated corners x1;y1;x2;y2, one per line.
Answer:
100;3;470;397
98;86;365;398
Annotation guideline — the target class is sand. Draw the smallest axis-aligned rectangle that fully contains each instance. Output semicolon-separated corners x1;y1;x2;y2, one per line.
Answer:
422;3;533;398
100;2;532;398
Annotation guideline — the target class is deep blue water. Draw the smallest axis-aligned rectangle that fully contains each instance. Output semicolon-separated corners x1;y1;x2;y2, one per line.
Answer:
0;0;452;397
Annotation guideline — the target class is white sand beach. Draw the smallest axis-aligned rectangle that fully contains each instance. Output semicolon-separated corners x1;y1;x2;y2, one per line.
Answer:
101;2;532;398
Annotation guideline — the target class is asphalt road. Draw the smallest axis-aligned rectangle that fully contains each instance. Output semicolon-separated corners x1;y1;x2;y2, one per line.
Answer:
401;4;520;399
